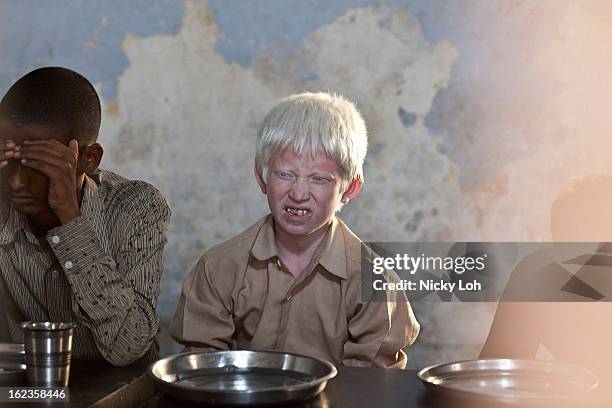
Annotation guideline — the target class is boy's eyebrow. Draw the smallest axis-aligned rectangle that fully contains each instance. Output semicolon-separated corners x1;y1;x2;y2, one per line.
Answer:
308;171;335;177
309;174;335;180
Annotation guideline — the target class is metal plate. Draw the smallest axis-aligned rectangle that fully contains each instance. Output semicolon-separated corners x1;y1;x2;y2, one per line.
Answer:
418;359;598;404
148;350;337;406
0;343;26;385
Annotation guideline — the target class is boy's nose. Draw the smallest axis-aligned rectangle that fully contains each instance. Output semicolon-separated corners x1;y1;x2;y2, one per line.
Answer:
7;163;28;192
289;180;309;202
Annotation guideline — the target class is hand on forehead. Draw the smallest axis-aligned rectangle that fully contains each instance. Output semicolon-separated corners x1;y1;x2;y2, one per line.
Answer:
0;116;79;172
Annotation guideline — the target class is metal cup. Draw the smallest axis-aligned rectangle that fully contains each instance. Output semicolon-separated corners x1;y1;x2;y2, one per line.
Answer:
20;321;75;387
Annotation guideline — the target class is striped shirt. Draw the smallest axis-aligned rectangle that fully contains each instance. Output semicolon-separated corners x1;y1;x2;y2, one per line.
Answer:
0;169;170;366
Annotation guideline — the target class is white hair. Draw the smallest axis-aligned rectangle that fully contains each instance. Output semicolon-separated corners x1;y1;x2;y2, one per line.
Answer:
255;92;368;193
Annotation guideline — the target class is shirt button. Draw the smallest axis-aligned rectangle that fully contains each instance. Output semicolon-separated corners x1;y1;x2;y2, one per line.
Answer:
276;259;282;269
51;235;60;244
64;261;73;270
52;270;59;278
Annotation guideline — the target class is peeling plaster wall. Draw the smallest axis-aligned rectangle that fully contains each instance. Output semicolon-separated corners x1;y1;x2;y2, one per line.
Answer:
2;0;612;368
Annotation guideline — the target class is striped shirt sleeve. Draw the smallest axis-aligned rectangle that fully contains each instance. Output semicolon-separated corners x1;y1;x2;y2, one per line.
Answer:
46;184;170;366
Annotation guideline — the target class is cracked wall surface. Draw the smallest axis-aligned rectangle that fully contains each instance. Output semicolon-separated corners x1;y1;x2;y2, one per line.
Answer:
2;0;612;368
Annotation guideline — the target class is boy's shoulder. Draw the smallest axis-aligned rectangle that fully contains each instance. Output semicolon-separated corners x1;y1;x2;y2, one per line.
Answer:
94;169;170;214
81;170;171;237
204;216;269;261
325;217;369;284
336;219;402;281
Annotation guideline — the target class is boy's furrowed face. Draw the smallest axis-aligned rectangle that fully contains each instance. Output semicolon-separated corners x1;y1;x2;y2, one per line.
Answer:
259;148;344;239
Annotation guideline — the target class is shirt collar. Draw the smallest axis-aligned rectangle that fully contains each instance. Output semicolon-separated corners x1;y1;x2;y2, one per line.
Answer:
250;215;348;280
0;171;101;245
250;215;278;262
0;203;32;245
318;218;348;279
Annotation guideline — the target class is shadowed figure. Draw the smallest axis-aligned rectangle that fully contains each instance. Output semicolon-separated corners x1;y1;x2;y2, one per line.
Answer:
481;175;612;401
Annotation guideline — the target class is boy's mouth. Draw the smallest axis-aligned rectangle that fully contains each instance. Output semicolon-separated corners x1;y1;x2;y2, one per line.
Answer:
285;207;311;217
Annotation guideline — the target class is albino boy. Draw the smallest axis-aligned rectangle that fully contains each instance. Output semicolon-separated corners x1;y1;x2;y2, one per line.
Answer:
171;92;419;367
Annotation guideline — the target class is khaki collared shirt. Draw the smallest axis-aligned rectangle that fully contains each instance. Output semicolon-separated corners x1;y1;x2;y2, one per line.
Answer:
0;170;170;366
171;215;419;368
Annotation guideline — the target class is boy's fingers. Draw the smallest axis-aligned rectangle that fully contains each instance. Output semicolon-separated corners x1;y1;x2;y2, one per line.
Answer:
20;139;78;160
69;139;78;154
14;150;66;169
19;158;60;178
14;145;66;161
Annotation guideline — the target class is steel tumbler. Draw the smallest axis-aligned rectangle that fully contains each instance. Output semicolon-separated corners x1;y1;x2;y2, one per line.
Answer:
20;321;75;387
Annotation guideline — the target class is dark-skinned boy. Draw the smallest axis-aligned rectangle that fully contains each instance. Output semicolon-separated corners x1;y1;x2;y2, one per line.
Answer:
0;67;170;366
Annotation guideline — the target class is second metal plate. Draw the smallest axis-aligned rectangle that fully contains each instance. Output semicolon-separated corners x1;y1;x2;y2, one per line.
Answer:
418;358;598;404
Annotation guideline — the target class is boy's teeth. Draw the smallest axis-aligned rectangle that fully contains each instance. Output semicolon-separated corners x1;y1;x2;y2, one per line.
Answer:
287;208;309;216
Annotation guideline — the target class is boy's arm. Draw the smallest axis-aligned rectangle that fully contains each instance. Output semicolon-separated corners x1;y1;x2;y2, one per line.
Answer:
170;255;235;350
343;270;420;368
47;185;170;366
480;301;540;358
480;251;561;358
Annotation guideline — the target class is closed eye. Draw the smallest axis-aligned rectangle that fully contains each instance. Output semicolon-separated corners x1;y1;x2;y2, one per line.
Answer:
311;176;332;184
275;171;295;180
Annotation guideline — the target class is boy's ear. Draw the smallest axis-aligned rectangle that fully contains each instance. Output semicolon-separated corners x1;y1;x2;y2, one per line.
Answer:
254;166;267;194
78;143;104;175
341;178;363;204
